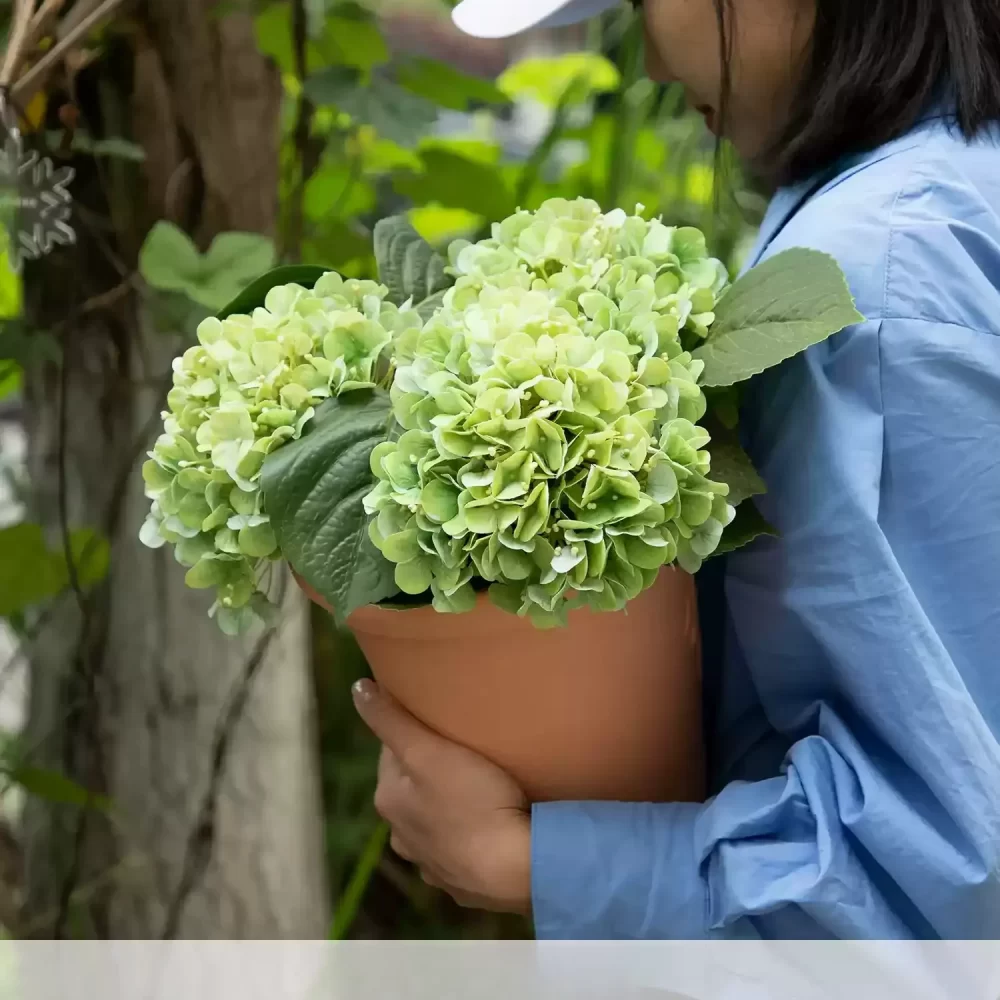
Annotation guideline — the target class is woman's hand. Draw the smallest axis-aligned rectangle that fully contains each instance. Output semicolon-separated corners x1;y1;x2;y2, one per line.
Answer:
352;679;533;915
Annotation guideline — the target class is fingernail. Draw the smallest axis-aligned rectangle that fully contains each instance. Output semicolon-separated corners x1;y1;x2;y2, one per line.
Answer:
352;679;375;705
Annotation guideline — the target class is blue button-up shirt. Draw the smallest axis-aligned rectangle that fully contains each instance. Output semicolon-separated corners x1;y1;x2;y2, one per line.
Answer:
531;115;1000;940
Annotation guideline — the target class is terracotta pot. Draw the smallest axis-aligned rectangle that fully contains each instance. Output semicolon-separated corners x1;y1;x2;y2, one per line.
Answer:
299;570;704;804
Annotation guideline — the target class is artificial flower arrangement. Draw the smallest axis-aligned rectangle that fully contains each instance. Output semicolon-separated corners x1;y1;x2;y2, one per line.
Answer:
140;198;861;802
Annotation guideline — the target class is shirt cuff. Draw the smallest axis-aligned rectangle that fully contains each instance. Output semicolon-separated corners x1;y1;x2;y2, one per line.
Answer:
531;800;709;940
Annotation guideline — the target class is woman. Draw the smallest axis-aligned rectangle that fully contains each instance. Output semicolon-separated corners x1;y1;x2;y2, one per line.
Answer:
353;0;1000;939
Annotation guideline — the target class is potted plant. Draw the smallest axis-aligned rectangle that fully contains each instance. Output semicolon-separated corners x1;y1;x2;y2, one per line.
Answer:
140;198;861;803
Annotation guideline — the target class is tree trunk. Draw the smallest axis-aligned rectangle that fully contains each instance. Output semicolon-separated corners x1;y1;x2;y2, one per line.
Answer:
18;0;330;938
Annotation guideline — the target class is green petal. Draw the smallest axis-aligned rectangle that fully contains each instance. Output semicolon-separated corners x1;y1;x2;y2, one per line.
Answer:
680;489;714;527
498;548;534;581
201;505;231;532
624;535;670;570
239;522;278;558
395;558;433;595
178;493;212;530
420;480;460;523
142;460;175;494
185;556;230;589
646;461;679;503
382;528;421;564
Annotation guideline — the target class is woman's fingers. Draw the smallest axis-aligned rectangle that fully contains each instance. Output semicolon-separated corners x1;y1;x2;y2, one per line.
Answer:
354;680;443;776
375;748;423;829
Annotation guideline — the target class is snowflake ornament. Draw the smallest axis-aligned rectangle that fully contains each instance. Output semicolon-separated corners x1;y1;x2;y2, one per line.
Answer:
0;129;75;271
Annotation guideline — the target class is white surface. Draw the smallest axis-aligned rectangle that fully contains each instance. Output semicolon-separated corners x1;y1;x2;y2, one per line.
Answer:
453;0;618;38
5;941;1000;1000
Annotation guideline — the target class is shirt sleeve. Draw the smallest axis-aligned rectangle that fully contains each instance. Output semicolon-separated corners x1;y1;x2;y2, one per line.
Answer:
531;317;1000;940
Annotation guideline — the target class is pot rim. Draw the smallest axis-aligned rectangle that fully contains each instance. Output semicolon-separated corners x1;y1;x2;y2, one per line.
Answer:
295;567;694;641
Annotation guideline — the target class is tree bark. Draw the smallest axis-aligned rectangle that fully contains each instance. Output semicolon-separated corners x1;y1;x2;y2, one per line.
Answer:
18;0;330;938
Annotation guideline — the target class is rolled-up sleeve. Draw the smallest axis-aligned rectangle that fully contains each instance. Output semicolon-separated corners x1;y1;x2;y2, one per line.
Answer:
531;316;1000;940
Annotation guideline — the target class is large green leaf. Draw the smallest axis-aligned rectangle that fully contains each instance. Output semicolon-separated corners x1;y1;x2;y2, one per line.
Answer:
373;216;451;307
254;3;297;75
199;233;279;308
0;523;109;617
707;426;766;507
304;164;376;222
304;221;373;272
304;69;438;148
393;148;516;224
714;500;778;557
0;247;21;318
217;265;330;319
254;5;387;75
260;391;399;624
6;765;111;811
52;133;146;162
398;57;509;111
693;249;864;387
498;53;621;107
139;222;277;313
323;15;389;72
0;361;20;401
0;321;59;366
138;221;200;291
414;289;447;322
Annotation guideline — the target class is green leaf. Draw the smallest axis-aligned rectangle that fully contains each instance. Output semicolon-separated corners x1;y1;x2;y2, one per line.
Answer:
199;232;278;310
255;4;387;75
409;205;483;246
714;500;778;557
254;3;297;75
6;765;110;811
693;248;864;387
0;248;21;318
0;523;110;616
414;289;447;322
393;148;516;223
0;321;59;365
707;428;766;507
51;133;146;162
373;216;451;307
398;57;509;111
301;65;359;103
67;528;111;590
146;288;212;337
0;524;69;615
305;221;373;272
498;53;621;107
322;15;389;72
703;385;742;430
260;391;399;624
140;223;276;312
304;164;376;221
139;221;201;292
305;70;438;148
216;265;330;320
0;361;20;401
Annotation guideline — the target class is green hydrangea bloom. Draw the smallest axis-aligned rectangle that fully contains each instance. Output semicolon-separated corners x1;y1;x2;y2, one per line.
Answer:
140;273;419;632
365;199;734;626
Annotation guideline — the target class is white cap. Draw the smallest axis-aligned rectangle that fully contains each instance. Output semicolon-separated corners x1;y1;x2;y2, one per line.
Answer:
452;0;622;39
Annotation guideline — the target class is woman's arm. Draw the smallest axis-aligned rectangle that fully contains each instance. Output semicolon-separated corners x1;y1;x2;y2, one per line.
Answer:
533;316;1000;940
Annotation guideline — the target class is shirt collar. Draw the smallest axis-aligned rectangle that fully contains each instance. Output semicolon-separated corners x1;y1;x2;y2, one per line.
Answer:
742;103;953;273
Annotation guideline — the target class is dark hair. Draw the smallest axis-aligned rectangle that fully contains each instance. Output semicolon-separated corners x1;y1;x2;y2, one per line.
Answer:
713;0;1000;185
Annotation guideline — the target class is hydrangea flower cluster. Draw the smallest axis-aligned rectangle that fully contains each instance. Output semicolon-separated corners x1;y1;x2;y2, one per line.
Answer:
140;273;419;633
363;199;735;625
